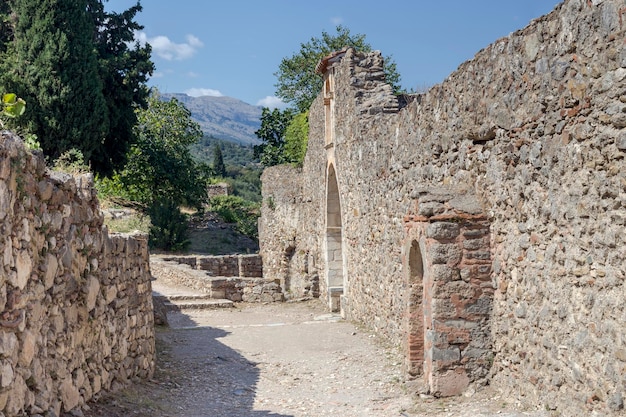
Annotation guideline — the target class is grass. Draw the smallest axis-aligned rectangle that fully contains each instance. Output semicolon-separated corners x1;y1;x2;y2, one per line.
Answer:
103;211;151;234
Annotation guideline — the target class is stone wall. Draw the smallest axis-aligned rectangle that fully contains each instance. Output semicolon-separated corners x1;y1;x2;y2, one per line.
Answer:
152;255;283;302
259;0;626;414
0;132;154;416
160;254;263;278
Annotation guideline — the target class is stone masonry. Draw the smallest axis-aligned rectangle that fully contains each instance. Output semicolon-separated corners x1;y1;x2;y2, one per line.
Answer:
151;254;283;303
0;132;154;416
260;0;626;414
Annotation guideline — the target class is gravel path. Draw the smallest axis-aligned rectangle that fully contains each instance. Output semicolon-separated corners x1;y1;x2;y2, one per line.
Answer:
81;300;550;417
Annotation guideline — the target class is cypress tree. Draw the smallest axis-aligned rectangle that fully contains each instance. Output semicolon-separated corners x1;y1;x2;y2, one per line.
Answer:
213;143;226;177
9;0;109;162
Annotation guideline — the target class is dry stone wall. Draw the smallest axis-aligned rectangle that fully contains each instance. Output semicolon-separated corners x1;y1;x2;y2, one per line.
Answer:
0;132;154;416
260;0;626;414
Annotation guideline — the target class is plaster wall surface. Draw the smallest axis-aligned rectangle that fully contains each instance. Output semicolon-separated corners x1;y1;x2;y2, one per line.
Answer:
260;0;626;414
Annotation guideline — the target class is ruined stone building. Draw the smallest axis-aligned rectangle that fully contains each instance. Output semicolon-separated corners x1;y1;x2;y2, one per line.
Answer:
259;0;626;414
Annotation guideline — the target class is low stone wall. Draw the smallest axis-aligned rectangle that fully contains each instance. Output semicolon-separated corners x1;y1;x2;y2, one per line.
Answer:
152;255;283;302
0;133;154;416
160;254;263;278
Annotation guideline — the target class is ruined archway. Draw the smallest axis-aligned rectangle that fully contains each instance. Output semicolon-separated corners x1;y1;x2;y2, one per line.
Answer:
325;164;344;312
406;239;425;377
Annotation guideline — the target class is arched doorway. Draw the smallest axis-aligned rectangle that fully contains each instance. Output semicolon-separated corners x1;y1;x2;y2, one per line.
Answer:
326;164;344;312
406;239;425;377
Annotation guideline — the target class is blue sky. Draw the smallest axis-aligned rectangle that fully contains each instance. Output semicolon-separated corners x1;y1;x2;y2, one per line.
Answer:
105;0;562;108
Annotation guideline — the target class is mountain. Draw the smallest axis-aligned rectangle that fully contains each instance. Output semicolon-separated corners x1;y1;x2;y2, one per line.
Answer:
162;93;262;145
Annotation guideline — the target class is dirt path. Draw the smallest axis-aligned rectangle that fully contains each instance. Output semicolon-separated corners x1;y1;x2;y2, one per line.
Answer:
81;299;550;417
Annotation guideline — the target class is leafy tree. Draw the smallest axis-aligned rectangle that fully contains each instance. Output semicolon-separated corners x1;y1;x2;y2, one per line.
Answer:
0;0;153;175
253;107;294;167
114;92;209;210
283;110;309;165
86;0;154;174
3;0;109;162
275;25;402;113
213;143;226;177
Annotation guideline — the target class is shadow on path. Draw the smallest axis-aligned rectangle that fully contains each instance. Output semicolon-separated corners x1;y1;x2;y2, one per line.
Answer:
81;312;292;417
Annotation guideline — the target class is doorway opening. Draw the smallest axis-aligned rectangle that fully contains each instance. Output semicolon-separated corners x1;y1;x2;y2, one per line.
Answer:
326;164;344;312
406;239;425;377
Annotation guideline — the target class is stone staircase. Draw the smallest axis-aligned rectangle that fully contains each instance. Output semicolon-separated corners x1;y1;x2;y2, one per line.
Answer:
150;254;284;324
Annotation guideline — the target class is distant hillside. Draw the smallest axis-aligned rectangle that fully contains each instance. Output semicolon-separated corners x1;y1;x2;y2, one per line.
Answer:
162;93;262;145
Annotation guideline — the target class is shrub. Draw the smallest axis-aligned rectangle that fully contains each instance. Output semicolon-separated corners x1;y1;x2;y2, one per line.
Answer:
148;199;190;251
209;195;260;239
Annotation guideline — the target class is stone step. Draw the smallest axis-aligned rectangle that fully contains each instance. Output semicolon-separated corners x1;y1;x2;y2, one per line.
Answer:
161;298;234;311
159;293;214;302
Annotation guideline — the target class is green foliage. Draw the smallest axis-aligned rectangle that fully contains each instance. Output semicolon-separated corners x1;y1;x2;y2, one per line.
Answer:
86;0;154;175
275;25;402;113
253;107;294;167
23;134;41;151
191;136;259;168
223;166;262;203
1;93;25;119
0;0;153;176
3;0;109;164
148;199;190;251
283;111;309;165
111;92;209;211
212;143;226;177
209;195;260;240
190;135;262;202
52;148;90;174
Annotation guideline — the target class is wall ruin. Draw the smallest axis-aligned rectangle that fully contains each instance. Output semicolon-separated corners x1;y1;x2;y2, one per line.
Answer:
259;0;626;413
0;132;154;416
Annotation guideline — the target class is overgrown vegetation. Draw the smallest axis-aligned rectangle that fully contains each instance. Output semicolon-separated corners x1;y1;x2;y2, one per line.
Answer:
209;195;260;240
96;92;211;251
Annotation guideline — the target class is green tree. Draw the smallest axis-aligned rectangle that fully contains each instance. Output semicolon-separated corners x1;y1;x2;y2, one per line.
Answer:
116;92;209;210
213;143;226;177
0;0;153;175
4;0;109;162
275;25;402;113
253;107;294;167
283;110;309;165
0;2;12;54
86;0;154;175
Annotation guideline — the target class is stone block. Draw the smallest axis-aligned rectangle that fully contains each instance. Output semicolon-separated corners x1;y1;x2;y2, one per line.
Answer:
430;368;470;397
427;222;460;240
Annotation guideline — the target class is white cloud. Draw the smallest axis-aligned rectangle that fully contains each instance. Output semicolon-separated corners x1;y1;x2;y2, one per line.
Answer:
330;17;344;25
256;96;288;109
135;32;203;61
185;88;224;97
